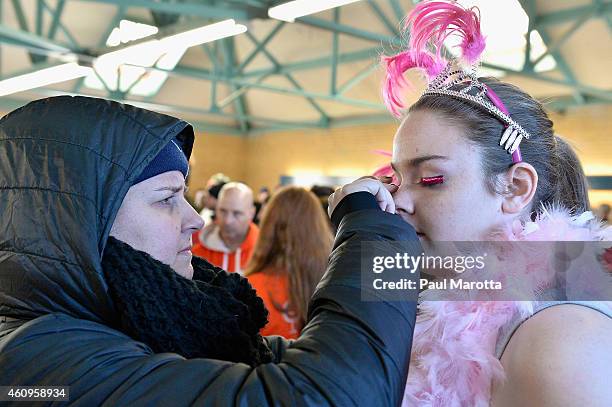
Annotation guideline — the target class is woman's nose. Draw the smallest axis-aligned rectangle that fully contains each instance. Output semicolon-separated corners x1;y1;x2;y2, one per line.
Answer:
392;186;415;216
184;203;205;232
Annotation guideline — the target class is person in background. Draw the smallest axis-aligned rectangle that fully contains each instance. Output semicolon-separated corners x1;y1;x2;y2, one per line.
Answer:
245;187;333;339
253;187;271;225
192;182;258;274
194;179;228;225
310;185;336;214
595;203;610;223
257;187;271;205
203;181;227;224
206;173;231;190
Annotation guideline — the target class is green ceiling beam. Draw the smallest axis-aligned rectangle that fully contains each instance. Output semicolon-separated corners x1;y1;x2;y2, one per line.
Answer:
2;0;609;135
240;41;612;103
10;0;28;33
483;61;612;102
538;29;585;104
389;0;406;21
248;113;397;136
520;0;585;103
522;0;535;71
284;73;330;124
337;62;379;95
237;21;284;73
43;0;78;49
221;37;249;132
3;91;603;137
368;0;396;34
535;2;612;27
122;55;612;109
73;5;126;93
0;60;64;79
169;64;386;110
9;0;57;63
218;72;270;109
330;8;340;96
242;47;381;78
593;0;612;33
243;30;329;123
2;90;602;138
202;43;220;72
5;87;327;133
209;76;219;112
36;0;43;36
0;25;73;53
531;9;592;68
297;16;402;46
204;43;220;111
47;0;66;40
545;94;612;112
73;0;257;20
11;0;40;63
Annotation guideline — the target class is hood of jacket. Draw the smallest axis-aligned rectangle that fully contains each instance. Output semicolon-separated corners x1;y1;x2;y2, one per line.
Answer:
0;95;194;328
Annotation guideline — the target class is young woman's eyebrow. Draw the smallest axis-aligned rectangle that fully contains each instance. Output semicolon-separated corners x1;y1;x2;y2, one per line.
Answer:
395;155;449;169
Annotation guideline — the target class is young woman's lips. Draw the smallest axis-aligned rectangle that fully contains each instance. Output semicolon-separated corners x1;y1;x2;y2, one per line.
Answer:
178;247;192;254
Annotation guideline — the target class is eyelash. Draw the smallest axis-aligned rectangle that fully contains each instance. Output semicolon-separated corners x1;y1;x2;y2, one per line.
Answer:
160;195;176;205
418;175;444;187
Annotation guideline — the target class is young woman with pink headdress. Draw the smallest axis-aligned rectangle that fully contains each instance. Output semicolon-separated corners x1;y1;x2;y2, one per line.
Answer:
330;0;612;405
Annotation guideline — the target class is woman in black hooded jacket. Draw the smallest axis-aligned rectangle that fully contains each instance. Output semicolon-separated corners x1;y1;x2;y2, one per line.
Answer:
0;96;420;406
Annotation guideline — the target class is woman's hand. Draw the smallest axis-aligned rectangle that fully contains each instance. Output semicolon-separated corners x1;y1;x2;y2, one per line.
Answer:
328;176;398;217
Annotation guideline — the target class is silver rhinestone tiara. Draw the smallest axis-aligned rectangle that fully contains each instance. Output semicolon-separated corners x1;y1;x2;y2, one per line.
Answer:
422;63;532;154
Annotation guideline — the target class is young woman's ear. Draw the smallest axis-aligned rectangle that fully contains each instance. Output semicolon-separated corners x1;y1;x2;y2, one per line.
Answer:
501;163;538;215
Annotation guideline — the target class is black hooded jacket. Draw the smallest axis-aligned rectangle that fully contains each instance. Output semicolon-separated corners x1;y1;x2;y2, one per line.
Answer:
0;96;419;406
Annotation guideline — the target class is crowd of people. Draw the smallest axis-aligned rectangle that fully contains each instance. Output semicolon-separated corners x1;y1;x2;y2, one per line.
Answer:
189;175;335;338
188;171;612;345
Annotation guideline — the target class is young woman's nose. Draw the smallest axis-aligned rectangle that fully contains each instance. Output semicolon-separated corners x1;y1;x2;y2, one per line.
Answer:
392;185;416;216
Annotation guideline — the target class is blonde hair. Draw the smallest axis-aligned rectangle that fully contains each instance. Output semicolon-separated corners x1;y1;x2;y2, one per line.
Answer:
245;186;333;328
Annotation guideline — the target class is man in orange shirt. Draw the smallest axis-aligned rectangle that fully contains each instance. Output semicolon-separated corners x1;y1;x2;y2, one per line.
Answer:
192;182;258;274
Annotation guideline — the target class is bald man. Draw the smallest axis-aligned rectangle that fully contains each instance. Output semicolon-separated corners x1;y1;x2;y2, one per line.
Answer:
192;182;259;274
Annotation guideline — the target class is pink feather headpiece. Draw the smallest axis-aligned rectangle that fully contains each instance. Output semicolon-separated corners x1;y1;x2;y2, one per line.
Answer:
382;0;531;164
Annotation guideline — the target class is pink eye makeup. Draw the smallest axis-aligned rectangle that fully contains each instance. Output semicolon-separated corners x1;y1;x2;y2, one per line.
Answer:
418;175;444;186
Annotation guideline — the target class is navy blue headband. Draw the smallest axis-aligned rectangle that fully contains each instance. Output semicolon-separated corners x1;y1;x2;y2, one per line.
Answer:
133;138;189;185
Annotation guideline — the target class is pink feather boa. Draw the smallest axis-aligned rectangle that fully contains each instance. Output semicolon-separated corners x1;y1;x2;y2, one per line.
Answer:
403;208;612;406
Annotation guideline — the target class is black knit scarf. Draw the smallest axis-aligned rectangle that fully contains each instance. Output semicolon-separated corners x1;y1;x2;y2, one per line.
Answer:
101;236;273;367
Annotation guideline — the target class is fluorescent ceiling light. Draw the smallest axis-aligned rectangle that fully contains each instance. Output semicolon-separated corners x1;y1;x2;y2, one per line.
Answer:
0;62;92;97
0;18;245;98
447;0;556;74
97;19;246;65
269;0;363;22
106;20;159;47
86;19;246;97
159;19;247;49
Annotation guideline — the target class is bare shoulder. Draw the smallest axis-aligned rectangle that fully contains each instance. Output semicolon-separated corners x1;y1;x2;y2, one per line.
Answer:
491;304;612;407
